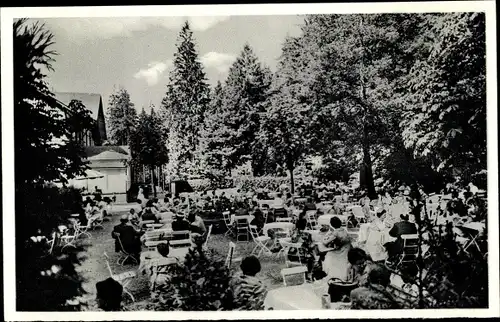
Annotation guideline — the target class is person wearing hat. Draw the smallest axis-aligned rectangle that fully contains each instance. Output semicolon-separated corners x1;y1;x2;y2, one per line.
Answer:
95;277;123;311
384;213;417;261
111;215;144;263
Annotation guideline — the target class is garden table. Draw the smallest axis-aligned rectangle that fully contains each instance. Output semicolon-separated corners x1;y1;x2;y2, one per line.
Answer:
263;222;294;236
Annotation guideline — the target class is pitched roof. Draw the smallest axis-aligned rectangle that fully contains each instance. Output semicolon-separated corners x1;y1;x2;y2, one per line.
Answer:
88;150;129;161
85;146;128;158
54;92;103;119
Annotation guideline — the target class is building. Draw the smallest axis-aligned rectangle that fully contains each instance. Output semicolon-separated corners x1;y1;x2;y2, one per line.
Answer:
55;92;107;146
55;92;131;202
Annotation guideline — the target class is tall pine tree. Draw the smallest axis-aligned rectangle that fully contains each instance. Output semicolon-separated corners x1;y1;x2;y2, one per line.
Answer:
217;44;272;176
161;21;210;179
107;87;138;146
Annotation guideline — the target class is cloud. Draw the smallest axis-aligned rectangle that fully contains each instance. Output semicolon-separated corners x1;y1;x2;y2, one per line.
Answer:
200;52;236;73
134;60;173;86
42;16;230;41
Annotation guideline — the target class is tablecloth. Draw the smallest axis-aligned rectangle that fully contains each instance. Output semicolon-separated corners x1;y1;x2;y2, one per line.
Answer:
318;214;348;226
264;284;324;310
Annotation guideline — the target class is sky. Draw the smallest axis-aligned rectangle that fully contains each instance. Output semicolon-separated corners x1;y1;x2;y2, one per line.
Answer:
34;15;305;113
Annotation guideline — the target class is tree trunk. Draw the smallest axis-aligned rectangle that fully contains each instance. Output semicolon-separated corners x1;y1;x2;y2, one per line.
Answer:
150;166;156;198
287;159;295;195
362;127;377;199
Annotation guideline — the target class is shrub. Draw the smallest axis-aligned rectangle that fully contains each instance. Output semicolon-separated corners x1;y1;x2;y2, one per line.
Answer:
404;182;488;308
150;248;234;311
233;176;311;193
16;184;86;311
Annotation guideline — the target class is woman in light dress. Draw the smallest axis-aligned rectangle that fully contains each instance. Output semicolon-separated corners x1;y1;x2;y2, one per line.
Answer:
319;216;353;281
137;186;145;203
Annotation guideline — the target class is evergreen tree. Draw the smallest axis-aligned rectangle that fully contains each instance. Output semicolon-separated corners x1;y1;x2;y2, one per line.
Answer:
106;87;138;146
130;106;169;197
161;21;210;179
217;44;273;176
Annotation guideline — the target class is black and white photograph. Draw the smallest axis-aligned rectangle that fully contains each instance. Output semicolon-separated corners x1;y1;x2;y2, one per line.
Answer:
1;2;498;320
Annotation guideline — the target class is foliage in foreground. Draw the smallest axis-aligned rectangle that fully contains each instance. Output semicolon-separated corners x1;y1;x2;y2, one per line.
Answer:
149;249;235;311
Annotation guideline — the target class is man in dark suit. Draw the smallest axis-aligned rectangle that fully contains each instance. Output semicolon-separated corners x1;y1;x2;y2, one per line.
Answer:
384;214;417;260
112;215;144;263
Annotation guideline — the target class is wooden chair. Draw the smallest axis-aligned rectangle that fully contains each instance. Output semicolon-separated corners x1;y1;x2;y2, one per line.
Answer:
281;266;308;286
306;210;319;230
104;252;137;302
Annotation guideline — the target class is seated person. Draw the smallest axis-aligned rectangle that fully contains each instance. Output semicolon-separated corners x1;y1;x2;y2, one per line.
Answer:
95;277;123;311
384;214;417;260
350;264;401;309
112;215;144;263
296;211;308;231
188;211;207;236
304;197;317;211
230;256;268;310
171;213;191;236
249;207;265;232
128;208;140;227
141;205;159;223
347;248;376;286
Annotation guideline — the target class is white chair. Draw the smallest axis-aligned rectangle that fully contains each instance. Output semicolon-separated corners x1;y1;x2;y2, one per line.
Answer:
305;211;318;230
103;252;137;302
399;234;419;265
281;265;308;286
76;221;92;239
115;233;139;266
60;229;78;250
279;240;304;267
235;217;249;242
223;211;235;237
249;225;272;257
203;225;213;250
276;217;293;223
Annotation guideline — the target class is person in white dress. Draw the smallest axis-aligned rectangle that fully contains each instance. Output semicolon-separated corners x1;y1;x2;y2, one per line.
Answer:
320;216;352;281
137;186;145;203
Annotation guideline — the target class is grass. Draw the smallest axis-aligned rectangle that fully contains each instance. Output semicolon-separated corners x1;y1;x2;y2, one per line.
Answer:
74;204;304;311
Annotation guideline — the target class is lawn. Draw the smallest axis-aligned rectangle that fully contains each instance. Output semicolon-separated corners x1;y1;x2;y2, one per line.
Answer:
75;203;301;311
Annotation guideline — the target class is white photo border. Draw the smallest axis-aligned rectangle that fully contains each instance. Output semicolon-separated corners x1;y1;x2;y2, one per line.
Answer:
1;1;498;320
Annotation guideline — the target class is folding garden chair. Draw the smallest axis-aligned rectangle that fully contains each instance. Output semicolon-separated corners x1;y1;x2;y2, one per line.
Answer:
115;233;139;266
223;211;235;237
104;252;137;302
202;225;213;250
398;234;419;266
76;221;92;239
305;211;319;230
279;240;304;267
249;225;272;257
235;218;249;242
60;227;78;250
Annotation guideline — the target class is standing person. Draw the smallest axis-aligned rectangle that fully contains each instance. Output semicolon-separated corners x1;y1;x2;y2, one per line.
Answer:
188;211;207;236
231;256;268;310
320;216;352;281
137;186;145;203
